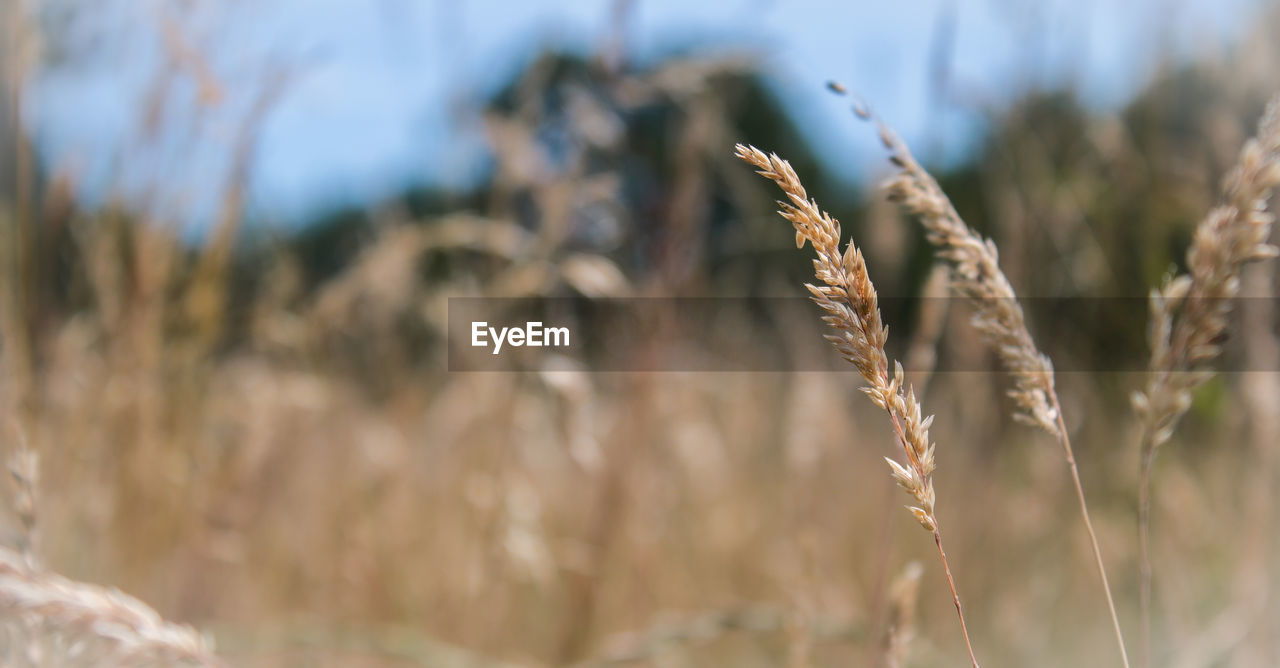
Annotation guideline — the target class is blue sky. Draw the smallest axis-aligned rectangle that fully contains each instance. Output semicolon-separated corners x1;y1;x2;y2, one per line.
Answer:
22;0;1268;230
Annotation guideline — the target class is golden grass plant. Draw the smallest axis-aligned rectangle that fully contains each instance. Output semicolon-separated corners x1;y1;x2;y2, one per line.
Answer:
1132;93;1280;668
736;143;981;667
863;107;1132;667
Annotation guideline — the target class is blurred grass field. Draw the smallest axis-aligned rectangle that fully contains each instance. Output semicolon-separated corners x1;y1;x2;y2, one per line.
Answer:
2;2;1280;666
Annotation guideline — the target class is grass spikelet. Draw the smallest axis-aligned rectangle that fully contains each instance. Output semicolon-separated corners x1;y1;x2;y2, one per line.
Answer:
876;131;1059;435
735;143;979;668
866;119;1130;667
7;427;38;568
0;547;223;666
883;561;923;668
1132;93;1280;668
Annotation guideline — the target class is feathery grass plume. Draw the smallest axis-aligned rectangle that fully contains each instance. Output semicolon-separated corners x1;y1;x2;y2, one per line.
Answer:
0;547;223;666
882;561;923;668
1131;93;1280;668
7;427;38;568
735;143;980;668
876;130;1058;435
865;114;1130;667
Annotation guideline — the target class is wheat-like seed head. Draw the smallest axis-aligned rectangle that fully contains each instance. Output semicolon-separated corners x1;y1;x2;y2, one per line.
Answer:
7;436;38;567
873;129;1061;436
859;110;1131;668
735;143;937;530
883;560;923;668
0;548;223;666
1133;94;1280;451
737;143;981;666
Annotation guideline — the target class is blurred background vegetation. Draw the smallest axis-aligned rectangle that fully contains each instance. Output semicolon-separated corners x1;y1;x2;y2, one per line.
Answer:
1;1;1279;666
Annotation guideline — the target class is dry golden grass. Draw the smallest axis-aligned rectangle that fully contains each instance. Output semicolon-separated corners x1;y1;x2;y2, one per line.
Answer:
0;546;223;667
736;143;979;667
3;5;1280;667
1133;92;1280;668
860;108;1130;667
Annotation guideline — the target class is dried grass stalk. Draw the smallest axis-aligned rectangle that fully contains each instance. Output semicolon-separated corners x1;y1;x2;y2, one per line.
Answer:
0;547;223;667
1131;93;1280;668
867;116;1131;668
882;561;923;668
876;125;1059;435
736;143;980;668
6;428;38;567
